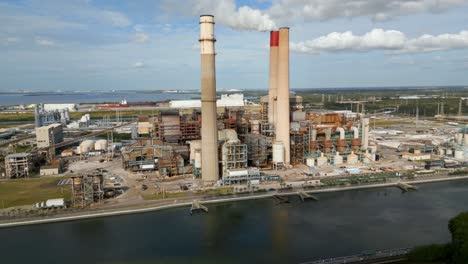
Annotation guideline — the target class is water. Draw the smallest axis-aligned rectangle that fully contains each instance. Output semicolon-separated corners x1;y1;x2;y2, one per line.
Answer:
1;180;467;264
0;91;198;106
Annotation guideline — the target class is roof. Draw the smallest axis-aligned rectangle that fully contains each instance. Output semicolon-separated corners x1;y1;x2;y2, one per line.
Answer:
6;153;30;158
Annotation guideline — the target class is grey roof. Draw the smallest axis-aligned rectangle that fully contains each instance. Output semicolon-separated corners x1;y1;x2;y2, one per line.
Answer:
6;153;31;158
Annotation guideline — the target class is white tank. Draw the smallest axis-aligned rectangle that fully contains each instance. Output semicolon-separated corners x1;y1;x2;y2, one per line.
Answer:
317;153;328;167
347;151;358;165
273;142;284;163
306;157;315;167
79;140;95;154
94;139;108;151
334;152;343;165
194;151;201;168
446;148;453;156
454;149;464;160
363;150;372;164
456;133;463;145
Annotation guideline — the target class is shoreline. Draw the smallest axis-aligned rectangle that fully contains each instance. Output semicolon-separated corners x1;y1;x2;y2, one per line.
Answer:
1;175;467;229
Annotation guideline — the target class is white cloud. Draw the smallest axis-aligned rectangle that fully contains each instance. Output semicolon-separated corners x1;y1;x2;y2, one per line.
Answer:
133;61;145;68
133;32;149;43
268;0;466;23
291;29;468;54
100;10;131;27
162;0;276;31
161;0;465;31
35;37;55;46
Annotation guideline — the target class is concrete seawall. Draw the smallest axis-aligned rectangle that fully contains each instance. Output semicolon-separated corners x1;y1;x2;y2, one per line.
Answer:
1;175;467;229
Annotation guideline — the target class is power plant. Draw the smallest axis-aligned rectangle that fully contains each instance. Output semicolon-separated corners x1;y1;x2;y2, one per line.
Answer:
2;14;467;217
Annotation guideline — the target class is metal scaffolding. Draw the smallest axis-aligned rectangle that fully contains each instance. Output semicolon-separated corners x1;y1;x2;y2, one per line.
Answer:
71;174;104;208
5;153;32;179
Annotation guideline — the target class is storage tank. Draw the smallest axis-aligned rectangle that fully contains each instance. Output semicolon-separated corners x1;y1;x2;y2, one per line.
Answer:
79;140;95;154
194;151;202;169
454;149;464;160
456;133;463;145
334;152;343;165
347;151;358;165
94;139;108;151
446;148;453;156
273;142;285;163
317;153;328;167
306;157;315;167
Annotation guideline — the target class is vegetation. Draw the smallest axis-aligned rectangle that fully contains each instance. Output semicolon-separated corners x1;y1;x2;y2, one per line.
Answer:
407;212;468;263
449;170;468;176
0;177;71;208
0;112;34;122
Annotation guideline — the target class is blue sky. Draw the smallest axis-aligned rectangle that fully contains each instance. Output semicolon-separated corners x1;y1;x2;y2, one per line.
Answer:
1;0;467;91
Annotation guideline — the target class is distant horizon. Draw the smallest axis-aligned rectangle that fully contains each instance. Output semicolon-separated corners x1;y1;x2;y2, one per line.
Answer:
1;85;467;94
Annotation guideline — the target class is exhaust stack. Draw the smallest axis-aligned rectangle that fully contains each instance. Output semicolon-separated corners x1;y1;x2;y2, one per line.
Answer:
200;15;219;183
276;27;290;164
268;31;279;125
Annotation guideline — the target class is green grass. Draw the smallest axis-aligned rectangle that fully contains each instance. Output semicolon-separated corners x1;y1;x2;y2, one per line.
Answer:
0;112;34;122
0;177;71;208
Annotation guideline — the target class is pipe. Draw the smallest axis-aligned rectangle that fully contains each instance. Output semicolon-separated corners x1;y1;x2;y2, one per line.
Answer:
325;128;331;140
361;118;370;150
268;31;279;125
312;129;317;141
276;27;290;164
199;15;219;183
351;126;359;139
337;127;345;140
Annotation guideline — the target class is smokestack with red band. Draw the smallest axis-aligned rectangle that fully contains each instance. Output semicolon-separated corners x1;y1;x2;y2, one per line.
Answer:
199;15;219;183
276;27;290;164
268;31;279;125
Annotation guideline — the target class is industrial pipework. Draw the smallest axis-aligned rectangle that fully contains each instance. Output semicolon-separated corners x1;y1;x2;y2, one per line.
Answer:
200;15;219;183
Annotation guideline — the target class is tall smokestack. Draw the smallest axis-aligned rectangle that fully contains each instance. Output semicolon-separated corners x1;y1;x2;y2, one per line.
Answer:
276;27;290;164
200;15;219;183
268;31;279;125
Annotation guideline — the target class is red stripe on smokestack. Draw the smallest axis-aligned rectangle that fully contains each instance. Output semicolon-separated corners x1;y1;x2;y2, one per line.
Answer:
270;31;279;47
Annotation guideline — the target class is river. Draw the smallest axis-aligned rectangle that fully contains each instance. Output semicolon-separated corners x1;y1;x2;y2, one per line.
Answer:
1;180;467;264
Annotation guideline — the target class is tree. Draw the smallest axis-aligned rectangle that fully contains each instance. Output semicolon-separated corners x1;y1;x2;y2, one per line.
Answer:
449;212;468;264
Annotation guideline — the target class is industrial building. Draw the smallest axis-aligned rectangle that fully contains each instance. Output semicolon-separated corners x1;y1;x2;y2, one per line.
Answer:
36;123;64;148
5;153;32;178
34;104;70;127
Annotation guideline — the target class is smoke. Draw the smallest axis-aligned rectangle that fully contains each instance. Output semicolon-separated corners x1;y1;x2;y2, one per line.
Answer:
161;0;276;31
290;29;468;54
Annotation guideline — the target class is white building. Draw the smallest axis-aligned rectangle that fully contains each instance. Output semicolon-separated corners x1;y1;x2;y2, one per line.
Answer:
36;123;64;148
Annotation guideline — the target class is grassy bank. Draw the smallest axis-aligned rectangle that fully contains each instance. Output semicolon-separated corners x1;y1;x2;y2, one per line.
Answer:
0;177;71;208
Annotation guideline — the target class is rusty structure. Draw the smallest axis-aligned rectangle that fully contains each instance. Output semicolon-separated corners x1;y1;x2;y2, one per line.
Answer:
121;139;189;177
71;174;104;208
